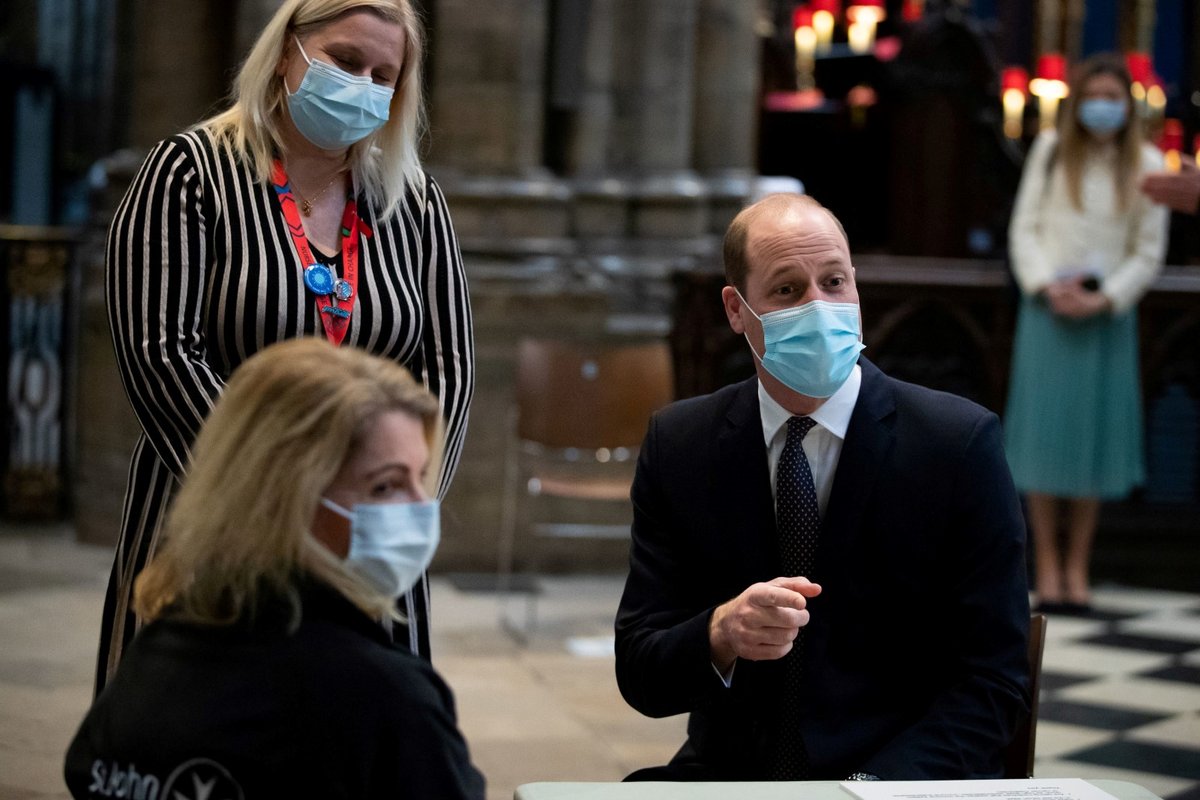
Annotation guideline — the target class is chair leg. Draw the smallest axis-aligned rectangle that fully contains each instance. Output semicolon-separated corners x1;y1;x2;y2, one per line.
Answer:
498;406;550;643
497;405;524;640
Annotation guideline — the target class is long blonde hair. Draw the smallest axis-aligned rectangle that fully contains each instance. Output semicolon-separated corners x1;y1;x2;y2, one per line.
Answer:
1056;52;1142;212
201;0;427;219
134;337;443;627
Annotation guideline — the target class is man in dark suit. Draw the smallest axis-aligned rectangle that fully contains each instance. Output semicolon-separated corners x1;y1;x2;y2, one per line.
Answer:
615;193;1030;781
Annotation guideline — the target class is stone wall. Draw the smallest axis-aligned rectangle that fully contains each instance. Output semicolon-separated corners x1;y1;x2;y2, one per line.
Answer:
426;0;759;572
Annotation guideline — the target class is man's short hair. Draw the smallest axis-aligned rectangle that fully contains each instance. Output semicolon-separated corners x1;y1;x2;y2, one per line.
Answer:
722;194;849;291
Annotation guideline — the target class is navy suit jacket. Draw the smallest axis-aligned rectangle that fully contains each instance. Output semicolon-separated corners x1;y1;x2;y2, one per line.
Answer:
615;358;1030;780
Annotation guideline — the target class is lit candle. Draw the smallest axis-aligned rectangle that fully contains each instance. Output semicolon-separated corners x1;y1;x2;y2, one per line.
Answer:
847;0;884;52
847;20;872;53
795;26;817;88
793;7;816;89
1029;53;1068;131
1000;66;1028;140
813;9;835;52
1126;52;1151;118
1160;119;1183;172
1146;76;1166;118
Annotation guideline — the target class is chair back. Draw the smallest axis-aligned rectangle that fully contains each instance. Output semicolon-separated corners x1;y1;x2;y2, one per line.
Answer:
1003;612;1047;778
514;338;674;451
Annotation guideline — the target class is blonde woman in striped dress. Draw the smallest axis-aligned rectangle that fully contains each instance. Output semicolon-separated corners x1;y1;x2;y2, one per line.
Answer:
97;0;474;693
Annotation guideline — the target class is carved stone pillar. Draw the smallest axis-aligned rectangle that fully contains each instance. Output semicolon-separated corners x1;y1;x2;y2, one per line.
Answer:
692;0;757;175
570;0;617;178
235;0;279;60
608;0;698;174
609;1;706;239
426;0;549;176
692;0;758;234
127;0;228;148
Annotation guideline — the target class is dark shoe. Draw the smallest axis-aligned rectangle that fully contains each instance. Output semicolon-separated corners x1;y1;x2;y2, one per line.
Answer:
1034;601;1069;615
1060;601;1093;616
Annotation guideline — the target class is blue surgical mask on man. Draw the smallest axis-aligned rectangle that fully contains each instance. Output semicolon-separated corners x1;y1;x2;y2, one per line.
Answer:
735;290;864;398
1077;98;1127;136
287;37;393;150
320;498;440;598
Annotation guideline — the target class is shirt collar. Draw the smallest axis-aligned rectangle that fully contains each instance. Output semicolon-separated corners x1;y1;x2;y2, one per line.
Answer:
758;363;862;445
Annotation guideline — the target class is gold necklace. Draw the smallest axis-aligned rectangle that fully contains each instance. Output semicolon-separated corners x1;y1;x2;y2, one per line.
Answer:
293;170;345;216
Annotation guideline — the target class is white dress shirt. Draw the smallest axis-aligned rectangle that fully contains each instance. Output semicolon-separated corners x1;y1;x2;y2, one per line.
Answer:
759;364;862;515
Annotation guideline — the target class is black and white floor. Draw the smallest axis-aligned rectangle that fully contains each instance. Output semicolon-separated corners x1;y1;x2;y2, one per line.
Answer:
1030;587;1200;800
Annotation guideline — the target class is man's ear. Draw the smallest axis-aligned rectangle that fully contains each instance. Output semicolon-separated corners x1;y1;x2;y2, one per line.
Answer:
721;285;746;335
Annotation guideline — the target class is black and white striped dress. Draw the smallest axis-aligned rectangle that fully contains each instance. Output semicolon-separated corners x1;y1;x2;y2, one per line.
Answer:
97;127;474;692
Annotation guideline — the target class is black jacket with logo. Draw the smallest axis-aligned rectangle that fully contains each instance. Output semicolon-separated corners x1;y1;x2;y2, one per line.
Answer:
65;580;485;799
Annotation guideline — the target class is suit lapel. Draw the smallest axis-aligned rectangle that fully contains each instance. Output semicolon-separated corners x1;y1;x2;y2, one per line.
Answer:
819;359;896;573
717;378;779;581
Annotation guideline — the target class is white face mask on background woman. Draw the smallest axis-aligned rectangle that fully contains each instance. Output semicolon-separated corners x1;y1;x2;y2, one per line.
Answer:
321;498;440;598
1077;98;1127;136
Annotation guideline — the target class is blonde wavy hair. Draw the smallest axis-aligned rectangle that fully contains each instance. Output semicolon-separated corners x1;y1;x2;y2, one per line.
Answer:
1056;52;1142;213
134;337;443;627
201;0;427;219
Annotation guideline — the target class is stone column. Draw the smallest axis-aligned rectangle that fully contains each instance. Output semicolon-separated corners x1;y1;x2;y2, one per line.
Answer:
607;0;707;239
692;0;757;175
692;0;759;234
426;0;549;176
568;0;617;179
425;0;569;250
235;0;280;61
608;0;698;174
127;0;229;147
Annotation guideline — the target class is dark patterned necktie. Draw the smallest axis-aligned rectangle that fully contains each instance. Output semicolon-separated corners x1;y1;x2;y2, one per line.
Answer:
770;415;819;780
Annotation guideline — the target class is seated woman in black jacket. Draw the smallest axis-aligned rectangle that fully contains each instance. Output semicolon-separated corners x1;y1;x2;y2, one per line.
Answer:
65;337;484;799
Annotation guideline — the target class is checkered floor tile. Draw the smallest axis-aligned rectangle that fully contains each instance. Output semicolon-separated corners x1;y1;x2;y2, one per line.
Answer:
1035;586;1200;800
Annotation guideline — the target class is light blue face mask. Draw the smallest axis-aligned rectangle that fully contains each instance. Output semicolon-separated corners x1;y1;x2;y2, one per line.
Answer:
321;498;440;598
287;37;394;150
1077;98;1128;136
736;291;864;398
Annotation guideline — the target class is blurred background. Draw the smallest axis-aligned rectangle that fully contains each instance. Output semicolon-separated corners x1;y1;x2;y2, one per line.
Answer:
0;0;1197;597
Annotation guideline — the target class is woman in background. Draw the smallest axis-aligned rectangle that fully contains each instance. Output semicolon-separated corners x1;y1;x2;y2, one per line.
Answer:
1005;53;1167;614
67;338;485;799
99;0;473;691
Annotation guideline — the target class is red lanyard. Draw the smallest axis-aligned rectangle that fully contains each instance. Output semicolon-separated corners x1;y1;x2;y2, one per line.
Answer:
271;159;371;346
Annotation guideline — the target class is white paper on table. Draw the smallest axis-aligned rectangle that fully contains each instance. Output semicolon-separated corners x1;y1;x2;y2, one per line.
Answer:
840;778;1123;800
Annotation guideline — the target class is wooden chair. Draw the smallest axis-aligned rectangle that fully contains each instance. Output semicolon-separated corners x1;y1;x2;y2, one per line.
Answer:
1003;613;1047;778
496;337;674;640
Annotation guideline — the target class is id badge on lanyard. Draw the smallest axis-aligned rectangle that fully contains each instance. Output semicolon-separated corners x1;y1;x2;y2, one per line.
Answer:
271;159;371;346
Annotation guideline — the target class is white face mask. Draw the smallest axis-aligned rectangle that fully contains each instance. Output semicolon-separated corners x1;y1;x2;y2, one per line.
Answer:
321;498;440;598
735;290;864;398
287;36;393;150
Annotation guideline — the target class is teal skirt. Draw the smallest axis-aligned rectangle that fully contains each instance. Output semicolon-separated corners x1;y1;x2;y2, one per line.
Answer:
1003;296;1144;499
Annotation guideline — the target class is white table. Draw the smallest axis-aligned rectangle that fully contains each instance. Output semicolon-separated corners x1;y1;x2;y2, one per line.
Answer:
515;779;1163;800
